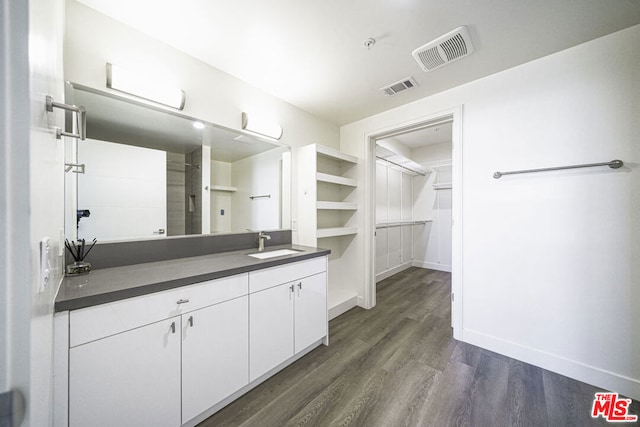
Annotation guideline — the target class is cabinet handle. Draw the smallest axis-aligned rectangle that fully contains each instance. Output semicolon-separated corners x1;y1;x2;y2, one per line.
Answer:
297;282;302;296
289;284;295;292
188;316;194;327
170;322;176;334
177;299;190;304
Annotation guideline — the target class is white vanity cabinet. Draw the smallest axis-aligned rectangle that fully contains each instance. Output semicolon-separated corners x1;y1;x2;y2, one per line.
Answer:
65;273;249;427
249;257;327;381
55;255;328;427
181;295;248;423
69;316;182;427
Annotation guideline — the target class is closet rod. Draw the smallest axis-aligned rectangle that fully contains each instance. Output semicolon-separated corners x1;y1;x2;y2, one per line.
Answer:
375;220;431;229
493;159;623;179
167;160;200;169
376;156;426;176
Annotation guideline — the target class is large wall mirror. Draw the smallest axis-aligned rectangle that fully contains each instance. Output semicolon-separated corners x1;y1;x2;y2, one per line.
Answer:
64;82;291;242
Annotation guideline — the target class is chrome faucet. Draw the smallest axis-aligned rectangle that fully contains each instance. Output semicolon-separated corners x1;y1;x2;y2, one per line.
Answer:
257;231;271;252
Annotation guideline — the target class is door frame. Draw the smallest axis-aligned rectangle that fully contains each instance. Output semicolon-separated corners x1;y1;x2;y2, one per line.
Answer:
362;106;464;339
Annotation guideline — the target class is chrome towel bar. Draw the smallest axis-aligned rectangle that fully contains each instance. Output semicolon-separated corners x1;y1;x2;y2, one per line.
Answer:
493;159;623;179
46;95;86;140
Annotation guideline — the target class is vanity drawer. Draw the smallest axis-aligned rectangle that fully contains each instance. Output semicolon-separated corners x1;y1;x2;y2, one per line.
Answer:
249;257;326;293
70;273;248;347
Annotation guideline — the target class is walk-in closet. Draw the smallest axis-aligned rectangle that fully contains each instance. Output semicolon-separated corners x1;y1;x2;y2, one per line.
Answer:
375;121;453;281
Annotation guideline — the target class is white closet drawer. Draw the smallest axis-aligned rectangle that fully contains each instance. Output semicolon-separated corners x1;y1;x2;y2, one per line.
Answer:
70;273;248;347
249;257;326;293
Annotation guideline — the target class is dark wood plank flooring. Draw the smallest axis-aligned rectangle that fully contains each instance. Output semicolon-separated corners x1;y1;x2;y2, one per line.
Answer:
200;267;639;426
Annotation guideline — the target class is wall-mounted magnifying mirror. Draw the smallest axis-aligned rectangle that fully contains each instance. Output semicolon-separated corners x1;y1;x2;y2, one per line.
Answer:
64;82;291;242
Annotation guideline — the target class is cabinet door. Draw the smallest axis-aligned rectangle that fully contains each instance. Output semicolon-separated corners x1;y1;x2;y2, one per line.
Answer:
249;283;294;381
294;272;327;353
69;318;181;427
182;296;249;423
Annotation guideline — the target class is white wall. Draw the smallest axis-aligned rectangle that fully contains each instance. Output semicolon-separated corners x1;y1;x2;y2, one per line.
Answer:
29;0;66;424
64;1;339;148
0;0;32;423
341;25;640;399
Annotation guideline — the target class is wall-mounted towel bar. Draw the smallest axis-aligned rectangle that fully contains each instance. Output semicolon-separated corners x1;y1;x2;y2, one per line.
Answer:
493;159;623;179
249;194;271;200
64;163;85;174
45;95;86;140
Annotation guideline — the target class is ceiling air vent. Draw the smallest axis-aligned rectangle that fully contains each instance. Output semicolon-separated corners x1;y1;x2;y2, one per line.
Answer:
380;77;419;96
412;26;474;72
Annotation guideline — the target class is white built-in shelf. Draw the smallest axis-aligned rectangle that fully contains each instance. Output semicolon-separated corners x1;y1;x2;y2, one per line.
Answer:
210;185;237;192
316;172;357;187
433;183;452;190
316;201;358;210
315;145;358;164
431;162;452;172
317;227;358;238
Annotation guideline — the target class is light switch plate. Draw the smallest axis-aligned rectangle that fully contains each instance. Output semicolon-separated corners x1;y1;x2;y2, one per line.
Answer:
39;237;51;293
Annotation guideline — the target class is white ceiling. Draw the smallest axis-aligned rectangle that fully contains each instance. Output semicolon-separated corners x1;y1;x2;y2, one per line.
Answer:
76;0;640;126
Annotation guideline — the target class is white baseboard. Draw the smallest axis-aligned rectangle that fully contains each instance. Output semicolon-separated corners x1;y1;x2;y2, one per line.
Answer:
462;328;640;401
376;262;413;283
328;295;358;320
412;260;452;273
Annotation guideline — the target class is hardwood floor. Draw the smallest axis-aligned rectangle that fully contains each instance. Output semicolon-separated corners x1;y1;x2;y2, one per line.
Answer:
199;267;639;426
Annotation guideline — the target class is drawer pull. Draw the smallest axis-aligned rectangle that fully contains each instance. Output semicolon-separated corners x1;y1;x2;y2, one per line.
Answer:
177;299;190;304
188;316;194;327
170;322;176;334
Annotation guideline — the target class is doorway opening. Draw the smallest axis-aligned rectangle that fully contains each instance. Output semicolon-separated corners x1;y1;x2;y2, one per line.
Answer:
364;107;462;338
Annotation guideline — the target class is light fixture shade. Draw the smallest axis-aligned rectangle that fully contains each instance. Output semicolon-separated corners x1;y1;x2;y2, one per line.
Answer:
241;112;283;140
106;63;185;110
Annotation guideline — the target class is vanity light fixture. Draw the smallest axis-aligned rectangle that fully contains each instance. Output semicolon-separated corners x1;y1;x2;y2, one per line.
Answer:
106;63;186;110
241;112;283;140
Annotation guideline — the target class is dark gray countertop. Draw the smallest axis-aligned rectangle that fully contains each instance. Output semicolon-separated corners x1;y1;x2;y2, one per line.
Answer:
55;244;330;312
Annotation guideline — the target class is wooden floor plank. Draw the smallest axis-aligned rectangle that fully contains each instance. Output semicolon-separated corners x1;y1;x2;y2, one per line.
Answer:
200;267;639;427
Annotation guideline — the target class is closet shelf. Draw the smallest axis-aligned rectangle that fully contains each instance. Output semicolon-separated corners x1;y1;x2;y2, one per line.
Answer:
317;227;358;238
433;183;452;190
210;185;237;192
316;201;358;210
316;172;357;187
430;162;452;172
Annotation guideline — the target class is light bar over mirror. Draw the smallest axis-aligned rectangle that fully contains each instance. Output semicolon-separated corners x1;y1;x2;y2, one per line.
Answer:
106;63;186;110
241;112;283;140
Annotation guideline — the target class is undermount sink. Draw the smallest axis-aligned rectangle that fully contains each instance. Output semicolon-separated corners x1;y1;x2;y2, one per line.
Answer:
247;249;302;259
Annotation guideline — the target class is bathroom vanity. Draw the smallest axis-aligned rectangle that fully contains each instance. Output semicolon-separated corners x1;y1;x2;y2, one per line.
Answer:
53;245;329;427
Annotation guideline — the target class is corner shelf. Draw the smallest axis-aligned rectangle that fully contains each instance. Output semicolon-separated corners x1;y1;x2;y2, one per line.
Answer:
315;144;358;164
317;227;358;238
316;201;358;210
316;172;357;187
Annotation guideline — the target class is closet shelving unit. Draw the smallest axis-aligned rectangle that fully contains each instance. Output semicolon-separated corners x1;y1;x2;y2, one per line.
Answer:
431;162;452;190
297;144;359;319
